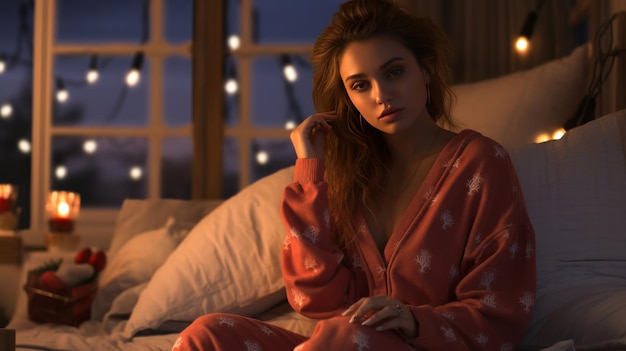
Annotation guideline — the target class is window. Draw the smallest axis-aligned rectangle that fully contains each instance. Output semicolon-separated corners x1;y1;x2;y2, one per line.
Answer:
0;0;346;247
222;0;345;195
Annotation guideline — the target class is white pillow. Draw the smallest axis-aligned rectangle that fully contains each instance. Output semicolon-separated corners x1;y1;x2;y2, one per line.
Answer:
451;44;590;150
509;109;626;348
122;166;295;339
92;218;181;322
108;199;223;258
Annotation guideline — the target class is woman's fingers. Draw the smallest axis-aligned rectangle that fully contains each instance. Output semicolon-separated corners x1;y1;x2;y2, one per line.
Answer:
342;296;418;338
290;112;337;159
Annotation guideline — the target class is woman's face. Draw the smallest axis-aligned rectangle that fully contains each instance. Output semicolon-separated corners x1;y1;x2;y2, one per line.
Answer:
339;35;429;135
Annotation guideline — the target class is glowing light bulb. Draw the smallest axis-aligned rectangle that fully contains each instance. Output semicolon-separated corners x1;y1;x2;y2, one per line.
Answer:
515;37;529;53
55;165;67;179
18;139;31;153
56;89;69;103
552;128;566;140
0;60;5;74
86;69;99;84
224;78;238;95
283;64;298;83
83;139;97;154
129;166;143;180
228;35;240;51
285;120;297;130
126;69;140;87
256;150;269;165
0;103;12;118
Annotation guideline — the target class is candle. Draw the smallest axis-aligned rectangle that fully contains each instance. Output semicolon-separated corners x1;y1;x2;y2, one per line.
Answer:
0;184;16;213
46;191;80;233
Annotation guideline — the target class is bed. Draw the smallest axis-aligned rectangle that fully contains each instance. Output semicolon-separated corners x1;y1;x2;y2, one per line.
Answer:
7;44;626;351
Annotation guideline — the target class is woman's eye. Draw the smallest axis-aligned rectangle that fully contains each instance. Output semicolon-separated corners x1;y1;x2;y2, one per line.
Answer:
352;82;368;91
388;68;403;78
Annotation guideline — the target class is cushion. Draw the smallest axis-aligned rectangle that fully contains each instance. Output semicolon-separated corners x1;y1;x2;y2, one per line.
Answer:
509;109;626;349
122;166;295;339
91;217;180;322
108;198;223;258
451;44;590;150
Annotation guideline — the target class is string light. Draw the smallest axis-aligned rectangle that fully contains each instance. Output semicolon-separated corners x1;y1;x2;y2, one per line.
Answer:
17;139;31;153
228;34;240;51
129;166;143;180
55;165;67;180
125;51;144;87
56;78;69;103
0;54;6;74
224;62;238;95
1;103;12;118
83;139;97;154
515;0;546;54
86;54;99;84
281;55;298;83
256;150;269;165
284;120;296;130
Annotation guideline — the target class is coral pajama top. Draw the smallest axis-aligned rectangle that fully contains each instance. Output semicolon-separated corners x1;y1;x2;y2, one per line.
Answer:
280;130;536;350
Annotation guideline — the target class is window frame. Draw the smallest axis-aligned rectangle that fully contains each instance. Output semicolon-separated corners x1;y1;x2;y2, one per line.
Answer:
23;0;192;248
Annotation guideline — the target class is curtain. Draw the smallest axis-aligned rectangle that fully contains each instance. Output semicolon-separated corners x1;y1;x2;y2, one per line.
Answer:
406;0;580;83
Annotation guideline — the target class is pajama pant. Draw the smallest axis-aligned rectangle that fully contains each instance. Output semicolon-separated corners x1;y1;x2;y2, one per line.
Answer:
172;313;415;351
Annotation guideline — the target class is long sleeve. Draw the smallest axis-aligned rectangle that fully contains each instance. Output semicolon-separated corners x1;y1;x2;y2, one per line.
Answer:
280;158;363;319
393;134;536;350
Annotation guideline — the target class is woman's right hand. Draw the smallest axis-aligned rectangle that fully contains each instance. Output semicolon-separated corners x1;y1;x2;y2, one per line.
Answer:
290;112;337;159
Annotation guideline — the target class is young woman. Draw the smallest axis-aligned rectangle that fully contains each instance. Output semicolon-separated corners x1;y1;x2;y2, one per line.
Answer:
174;0;535;350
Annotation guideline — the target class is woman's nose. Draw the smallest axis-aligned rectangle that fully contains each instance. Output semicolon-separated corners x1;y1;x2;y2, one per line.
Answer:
374;82;393;104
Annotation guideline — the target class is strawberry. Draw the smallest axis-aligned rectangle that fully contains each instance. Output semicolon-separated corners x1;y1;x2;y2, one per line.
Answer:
74;247;92;264
88;251;107;272
39;271;67;294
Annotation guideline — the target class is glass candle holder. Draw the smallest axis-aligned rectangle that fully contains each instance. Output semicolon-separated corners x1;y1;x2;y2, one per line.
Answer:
46;191;80;233
0;184;17;213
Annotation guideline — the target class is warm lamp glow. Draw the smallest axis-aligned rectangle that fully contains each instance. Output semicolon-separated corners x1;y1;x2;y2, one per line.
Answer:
126;69;140;86
515;37;529;53
534;133;551;144
228;35;240;51
552;128;566;140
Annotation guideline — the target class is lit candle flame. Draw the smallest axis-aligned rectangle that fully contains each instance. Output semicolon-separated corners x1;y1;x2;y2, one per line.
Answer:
57;201;70;218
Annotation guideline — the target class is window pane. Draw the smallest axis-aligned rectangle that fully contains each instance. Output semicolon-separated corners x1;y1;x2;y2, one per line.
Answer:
161;137;192;199
250;55;314;128
165;0;192;44
164;56;191;127
226;0;240;46
52;55;149;127
250;138;295;182
252;0;345;44
56;0;148;43
51;136;148;207
0;0;33;229
222;137;239;198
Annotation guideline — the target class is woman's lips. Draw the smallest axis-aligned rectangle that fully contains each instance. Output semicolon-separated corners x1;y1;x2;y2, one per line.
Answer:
378;107;404;121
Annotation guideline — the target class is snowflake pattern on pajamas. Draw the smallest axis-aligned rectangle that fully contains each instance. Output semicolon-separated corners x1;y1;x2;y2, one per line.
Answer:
415;249;433;273
171;336;182;350
352;330;370;351
440;209;454;230
243;340;262;351
519;291;534;312
466;173;483;195
218;316;237;327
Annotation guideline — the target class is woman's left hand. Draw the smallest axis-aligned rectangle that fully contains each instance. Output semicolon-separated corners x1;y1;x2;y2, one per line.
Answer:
341;295;419;338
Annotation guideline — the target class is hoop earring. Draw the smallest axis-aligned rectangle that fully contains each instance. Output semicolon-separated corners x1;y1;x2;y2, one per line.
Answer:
346;111;366;137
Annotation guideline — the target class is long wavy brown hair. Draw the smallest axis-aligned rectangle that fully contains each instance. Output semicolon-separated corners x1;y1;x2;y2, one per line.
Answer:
310;0;455;249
